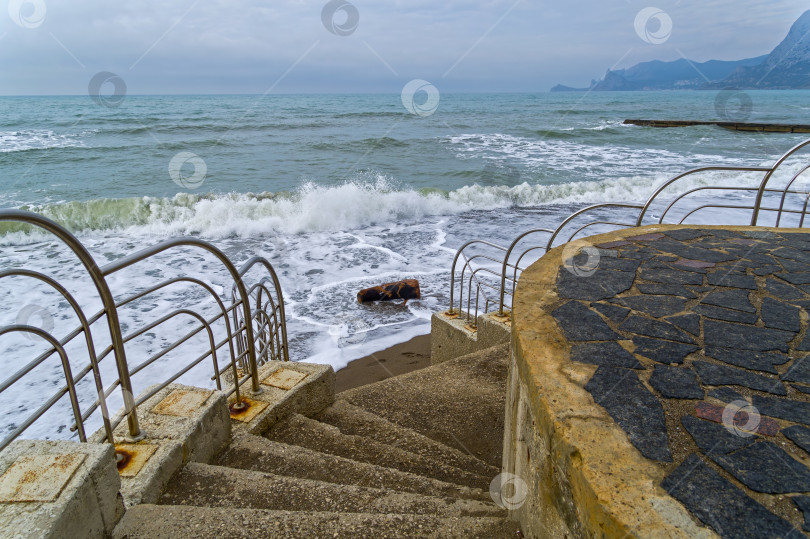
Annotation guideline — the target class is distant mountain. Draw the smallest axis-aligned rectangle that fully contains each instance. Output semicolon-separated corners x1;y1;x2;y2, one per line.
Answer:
552;10;810;91
708;10;810;89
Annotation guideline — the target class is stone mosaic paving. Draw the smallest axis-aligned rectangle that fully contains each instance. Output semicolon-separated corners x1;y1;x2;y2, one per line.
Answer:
552;228;810;538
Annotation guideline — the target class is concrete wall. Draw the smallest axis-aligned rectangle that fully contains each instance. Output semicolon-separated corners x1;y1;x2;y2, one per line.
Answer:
430;311;511;364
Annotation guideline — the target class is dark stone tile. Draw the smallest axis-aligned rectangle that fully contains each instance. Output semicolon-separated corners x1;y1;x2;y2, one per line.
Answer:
753;265;782;276
774;257;810;273
793;384;810;394
621;316;696;344
793;496;810;532
693;361;787;395
591;302;630;323
707;271;758;290
672;258;714;272
662;454;796;539
556;268;636;301
782;358;810;385
666;314;701;337
610;295;687;318
584;366;671;462
752;395;810;425
797;335;810;353
681;415;755;454
596;240;632;249
632;336;699;365
711;442;810;494
708;387;745;403
782;425;810;454
636;283;698;299
648;238;741;263
617;246;659;260
782;235;810;249
570;342;642;369
778;272;810;286
639;267;704;286
664;229;711;241
744;230;780;240
552;301;621;342
693;305;759;325
702;289;756;313
650;365;703;399
772;247;810;264
704;320;793;353
595;257;642;272
765;278;806;301
704;229;744;239
761;297;802;332
704;347;790;375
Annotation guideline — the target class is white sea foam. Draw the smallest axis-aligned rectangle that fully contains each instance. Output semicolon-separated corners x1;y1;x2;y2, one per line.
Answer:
4;167;787;245
0;129;91;153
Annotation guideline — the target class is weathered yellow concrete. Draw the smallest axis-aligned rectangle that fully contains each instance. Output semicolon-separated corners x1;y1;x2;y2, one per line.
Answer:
505;225;794;538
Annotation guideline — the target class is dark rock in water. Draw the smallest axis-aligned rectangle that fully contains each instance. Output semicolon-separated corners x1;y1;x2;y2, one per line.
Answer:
357;279;421;304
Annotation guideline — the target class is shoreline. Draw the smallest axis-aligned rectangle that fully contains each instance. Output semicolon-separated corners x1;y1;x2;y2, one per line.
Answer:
334;334;431;393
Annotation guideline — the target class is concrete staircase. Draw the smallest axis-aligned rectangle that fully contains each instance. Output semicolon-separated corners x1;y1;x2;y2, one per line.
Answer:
113;344;521;538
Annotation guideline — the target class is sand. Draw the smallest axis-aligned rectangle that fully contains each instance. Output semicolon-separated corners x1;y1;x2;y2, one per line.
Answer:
335;334;431;393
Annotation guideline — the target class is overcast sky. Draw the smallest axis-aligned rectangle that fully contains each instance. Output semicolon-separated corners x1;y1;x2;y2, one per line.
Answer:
0;0;806;95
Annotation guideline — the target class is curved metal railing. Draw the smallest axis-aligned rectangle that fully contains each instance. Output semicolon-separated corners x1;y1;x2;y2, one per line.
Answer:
449;137;810;321
0;209;288;452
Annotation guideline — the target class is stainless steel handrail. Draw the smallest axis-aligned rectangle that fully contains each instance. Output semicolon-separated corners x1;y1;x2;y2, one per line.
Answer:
456;138;810;324
234;256;290;363
0;326;85;451
100;237;260;393
1;208;289;450
0;269;114;444
0;210;141;438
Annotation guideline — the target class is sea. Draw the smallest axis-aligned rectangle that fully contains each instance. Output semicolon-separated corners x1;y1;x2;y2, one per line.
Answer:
2;90;810;440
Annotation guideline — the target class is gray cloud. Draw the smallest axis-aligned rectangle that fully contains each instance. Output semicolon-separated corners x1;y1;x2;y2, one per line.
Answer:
0;0;805;94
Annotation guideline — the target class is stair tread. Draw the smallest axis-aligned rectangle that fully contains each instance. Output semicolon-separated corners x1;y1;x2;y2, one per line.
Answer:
159;462;504;517
114;504;522;539
340;343;509;468
317;400;498;478
217;433;489;501
264;413;491;490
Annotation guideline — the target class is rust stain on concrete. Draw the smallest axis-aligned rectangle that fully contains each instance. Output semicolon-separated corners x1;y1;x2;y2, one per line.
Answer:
0;453;85;503
261;368;308;391
115;443;158;478
151;388;213;417
228;397;269;423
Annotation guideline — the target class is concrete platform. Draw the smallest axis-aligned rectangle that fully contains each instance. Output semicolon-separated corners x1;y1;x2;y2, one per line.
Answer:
508;225;810;537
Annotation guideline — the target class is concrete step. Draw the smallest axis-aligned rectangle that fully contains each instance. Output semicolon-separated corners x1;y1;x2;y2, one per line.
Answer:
217;433;489;501
317;399;498;479
158;462;503;518
340;343;510;468
114;504;522;539
264;413;490;490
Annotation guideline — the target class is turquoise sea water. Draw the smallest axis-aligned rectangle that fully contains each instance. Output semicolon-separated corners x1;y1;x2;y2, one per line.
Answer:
2;90;810;439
